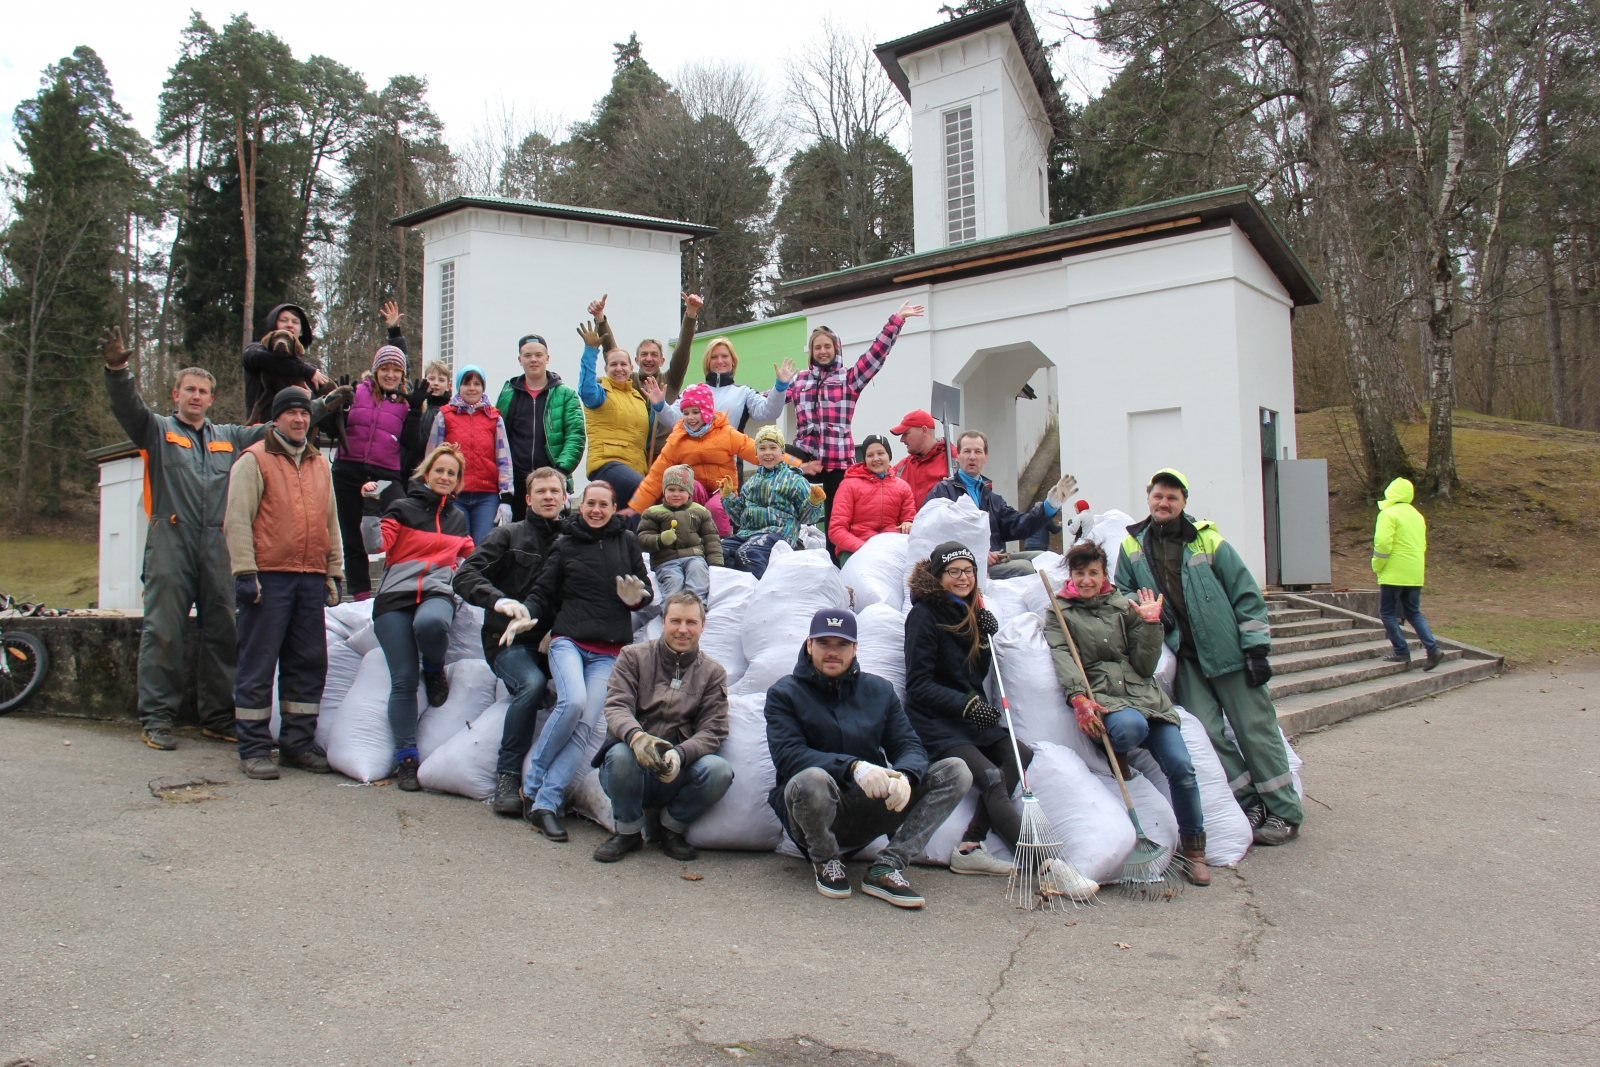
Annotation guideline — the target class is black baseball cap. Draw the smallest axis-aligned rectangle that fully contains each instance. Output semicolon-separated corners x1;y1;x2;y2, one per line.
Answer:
807;608;857;643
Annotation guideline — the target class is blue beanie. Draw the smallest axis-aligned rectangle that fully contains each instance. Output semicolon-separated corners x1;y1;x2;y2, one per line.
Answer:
455;364;486;392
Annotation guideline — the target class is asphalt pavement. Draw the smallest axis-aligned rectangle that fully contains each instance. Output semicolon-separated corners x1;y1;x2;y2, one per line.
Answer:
2;667;1594;1067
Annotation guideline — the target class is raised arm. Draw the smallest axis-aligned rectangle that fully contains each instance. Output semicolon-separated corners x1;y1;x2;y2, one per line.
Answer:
844;300;923;397
98;328;160;445
576;320;605;409
664;293;702;398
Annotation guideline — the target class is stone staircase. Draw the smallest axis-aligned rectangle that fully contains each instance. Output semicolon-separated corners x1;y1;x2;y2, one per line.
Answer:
1265;593;1502;737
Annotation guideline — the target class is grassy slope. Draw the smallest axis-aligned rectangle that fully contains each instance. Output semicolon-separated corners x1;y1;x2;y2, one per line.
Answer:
1297;408;1600;667
0;536;99;608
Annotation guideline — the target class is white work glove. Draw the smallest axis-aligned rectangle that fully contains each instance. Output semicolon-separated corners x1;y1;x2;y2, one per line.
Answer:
616;574;648;607
494;503;512;527
499;615;539;646
885;771;912;813
852;760;891;799
494;597;529;622
656;748;682;784
1046;473;1079;510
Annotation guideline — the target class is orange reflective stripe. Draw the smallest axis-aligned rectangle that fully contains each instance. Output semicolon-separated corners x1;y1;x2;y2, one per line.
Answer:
207;440;234;453
138;449;152;518
164;431;193;448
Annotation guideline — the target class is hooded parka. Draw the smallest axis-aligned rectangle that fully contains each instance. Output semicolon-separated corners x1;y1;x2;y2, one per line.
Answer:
1372;478;1427;586
902;560;1003;755
523;514;654;646
1043;583;1178;725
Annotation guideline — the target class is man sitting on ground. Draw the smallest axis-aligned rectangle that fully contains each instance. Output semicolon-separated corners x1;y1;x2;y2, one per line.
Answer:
592;591;734;863
924;430;1077;578
765;609;972;908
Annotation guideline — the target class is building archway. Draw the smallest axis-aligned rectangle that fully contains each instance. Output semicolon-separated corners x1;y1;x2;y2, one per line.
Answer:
951;341;1059;511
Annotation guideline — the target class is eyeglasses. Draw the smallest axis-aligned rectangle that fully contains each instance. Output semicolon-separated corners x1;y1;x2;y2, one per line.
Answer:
944;566;977;578
518;335;547;349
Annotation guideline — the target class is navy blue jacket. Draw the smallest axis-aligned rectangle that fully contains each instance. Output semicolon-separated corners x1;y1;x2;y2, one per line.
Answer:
765;646;929;831
924;474;1053;551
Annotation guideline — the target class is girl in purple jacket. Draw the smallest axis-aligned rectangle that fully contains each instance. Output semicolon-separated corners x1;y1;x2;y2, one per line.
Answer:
334;310;412;599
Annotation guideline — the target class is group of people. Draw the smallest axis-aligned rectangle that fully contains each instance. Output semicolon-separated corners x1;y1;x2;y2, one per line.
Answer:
105;275;1444;910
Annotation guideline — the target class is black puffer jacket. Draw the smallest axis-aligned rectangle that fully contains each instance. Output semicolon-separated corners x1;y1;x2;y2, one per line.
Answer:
523;514;653;646
453;510;565;663
902;559;1003;756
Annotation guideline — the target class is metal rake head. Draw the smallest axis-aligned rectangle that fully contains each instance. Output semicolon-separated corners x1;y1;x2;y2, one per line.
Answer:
1111;836;1183;902
1006;792;1098;911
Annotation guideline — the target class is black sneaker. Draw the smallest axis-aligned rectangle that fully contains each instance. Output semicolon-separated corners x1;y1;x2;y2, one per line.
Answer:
861;864;925;908
593;832;643;863
422;669;450;707
278;746;331;773
491;772;522;816
142;727;177;751
1382;650;1412;667
1244;801;1267;831
396;756;421;792
200;723;237;743
1253;814;1299;846
814;859;851;899
658;827;697;862
1424;646;1444;671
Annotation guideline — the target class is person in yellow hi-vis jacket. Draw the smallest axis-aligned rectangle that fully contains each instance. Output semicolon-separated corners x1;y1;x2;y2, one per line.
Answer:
1372;478;1442;671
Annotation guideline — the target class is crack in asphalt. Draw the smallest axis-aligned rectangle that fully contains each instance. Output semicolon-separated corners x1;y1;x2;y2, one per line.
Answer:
953;918;1038;1066
1182;866;1272;1064
1433;1016;1600;1061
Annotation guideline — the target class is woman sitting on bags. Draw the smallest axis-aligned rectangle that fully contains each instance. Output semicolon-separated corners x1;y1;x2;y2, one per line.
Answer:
903;543;1098;899
1043;540;1210;886
374;444;477;792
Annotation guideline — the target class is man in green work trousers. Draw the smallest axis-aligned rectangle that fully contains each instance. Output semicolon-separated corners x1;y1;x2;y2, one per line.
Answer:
100;327;347;751
1116;468;1302;846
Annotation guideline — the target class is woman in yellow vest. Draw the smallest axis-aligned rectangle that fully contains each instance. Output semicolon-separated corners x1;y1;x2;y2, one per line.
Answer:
575;318;662;515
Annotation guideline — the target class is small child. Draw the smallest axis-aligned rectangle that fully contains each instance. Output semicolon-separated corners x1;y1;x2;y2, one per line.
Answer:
720;426;825;578
636;465;724;602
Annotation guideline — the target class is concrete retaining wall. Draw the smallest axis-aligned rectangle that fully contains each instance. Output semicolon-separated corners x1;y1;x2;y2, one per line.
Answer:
4;616;200;723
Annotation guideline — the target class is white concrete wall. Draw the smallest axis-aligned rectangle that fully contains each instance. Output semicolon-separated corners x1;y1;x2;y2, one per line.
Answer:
803;223;1297;581
902;24;1051;253
98;454;147;614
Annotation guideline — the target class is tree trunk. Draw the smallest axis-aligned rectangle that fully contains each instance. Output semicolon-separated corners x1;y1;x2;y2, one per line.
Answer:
394;122;406;314
236;114;259;353
1569;222;1589;429
1542;242;1569;426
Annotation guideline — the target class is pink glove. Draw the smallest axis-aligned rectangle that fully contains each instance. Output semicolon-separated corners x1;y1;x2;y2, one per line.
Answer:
1070;694;1106;738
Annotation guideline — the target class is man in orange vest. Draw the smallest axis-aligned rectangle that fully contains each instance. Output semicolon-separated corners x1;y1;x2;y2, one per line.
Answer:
224;386;345;780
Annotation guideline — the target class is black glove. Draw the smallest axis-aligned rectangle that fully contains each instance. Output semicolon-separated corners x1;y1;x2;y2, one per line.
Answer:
236;574;261;606
1244;649;1273;688
963;694;1001;730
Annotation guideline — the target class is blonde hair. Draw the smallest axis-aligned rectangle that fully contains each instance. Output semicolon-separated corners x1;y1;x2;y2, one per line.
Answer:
702;337;738;375
807;326;841;363
413;442;465;490
423;359;451;380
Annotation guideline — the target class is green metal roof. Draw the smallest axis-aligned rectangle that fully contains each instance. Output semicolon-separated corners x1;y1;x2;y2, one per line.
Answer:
391;196;719;237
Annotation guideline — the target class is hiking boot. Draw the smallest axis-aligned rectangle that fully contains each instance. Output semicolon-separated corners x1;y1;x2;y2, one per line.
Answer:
1382;649;1412;667
422;669;450;707
813;859;851;899
396;756;421;792
491;772;522;816
950;843;1013;877
529;808;568;841
278;746;331;773
862;864;925;908
1040;858;1099;901
1180;833;1211;887
1253;814;1299;846
142;727;177;751
1244;801;1267;831
593;832;643;863
1424;646;1444;671
200;723;237;743
240;756;279;780
658;826;697;862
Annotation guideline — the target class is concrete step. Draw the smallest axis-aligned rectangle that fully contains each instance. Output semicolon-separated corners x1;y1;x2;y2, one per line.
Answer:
1268;637;1422;676
1269;626;1389;656
1268;648;1466;699
1266;607;1323;625
1274;656;1502;736
1270;616;1356;638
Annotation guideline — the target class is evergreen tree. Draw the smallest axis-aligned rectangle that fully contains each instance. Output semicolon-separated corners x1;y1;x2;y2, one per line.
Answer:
773;134;911;280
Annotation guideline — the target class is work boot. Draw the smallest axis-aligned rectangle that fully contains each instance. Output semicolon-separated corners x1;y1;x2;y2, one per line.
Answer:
200;723;237;743
240;756;279;780
1180;833;1211;887
491;772;522;816
814;859;851;899
422;669;450;707
1382;649;1412;667
142;727;177;751
657;826;697;862
396;756;421;792
949;843;1013;877
278;745;331;773
592;832;643;863
861;864;925;909
529;808;568;841
1424;646;1444;671
1253;814;1299;846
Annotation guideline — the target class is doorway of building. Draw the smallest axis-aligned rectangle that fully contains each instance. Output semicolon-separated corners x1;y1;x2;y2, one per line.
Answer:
951;342;1059;516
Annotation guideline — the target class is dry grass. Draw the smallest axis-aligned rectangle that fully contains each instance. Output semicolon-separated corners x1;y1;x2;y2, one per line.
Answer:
0;535;99;608
1297;408;1600;667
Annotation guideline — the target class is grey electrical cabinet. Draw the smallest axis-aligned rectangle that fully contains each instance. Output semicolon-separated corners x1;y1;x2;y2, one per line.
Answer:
1274;459;1332;586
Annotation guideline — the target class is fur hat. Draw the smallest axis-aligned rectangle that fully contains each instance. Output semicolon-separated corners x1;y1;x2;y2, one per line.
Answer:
663;465;695;494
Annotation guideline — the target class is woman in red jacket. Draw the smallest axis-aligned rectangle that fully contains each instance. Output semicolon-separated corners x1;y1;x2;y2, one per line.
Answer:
829;434;916;563
374;443;476;791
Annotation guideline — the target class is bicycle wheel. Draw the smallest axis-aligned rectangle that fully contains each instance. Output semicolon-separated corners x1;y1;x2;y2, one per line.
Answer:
0;631;49;713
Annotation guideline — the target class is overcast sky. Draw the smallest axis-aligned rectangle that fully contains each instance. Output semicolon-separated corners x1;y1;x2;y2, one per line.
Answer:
1;1;1108;173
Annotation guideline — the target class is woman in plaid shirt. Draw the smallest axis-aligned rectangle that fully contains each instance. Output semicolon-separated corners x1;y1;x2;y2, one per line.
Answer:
781;299;925;555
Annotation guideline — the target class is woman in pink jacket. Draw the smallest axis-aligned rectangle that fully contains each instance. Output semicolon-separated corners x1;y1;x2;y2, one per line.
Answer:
829;434;916;563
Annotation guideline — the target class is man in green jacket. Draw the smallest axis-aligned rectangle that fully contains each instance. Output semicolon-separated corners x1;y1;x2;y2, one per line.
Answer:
1372;477;1442;671
495;333;585;511
1116;468;1302;846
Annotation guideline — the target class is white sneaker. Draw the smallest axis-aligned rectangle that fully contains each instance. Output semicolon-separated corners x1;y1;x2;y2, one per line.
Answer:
949;843;1013;877
1040;858;1099;901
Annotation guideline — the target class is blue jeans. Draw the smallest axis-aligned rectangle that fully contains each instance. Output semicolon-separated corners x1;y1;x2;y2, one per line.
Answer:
454;490;500;548
599;743;734;834
373;597;455;753
655;556;710;601
491;644;549;777
524;637;614;812
1104;708;1204;837
721;531;785;578
1379;585;1438;656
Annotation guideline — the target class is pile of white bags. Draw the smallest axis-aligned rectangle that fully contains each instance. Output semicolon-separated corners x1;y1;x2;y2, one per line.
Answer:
990;614;1107;771
700;567;758;686
685;693;785;851
416;660;501;762
326;648;410;782
906;496;991;589
853;604;908;704
740;545;850;664
840;533;909;611
1084;509;1137;583
1128;709;1253;866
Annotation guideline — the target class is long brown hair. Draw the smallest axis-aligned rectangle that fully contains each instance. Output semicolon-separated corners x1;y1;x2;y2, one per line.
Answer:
938;582;986;663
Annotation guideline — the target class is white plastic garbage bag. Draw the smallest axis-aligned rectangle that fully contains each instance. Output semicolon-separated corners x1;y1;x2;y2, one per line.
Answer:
1085;510;1137;584
1094;770;1179;877
1154;643;1178;697
327;649;420;782
1128;708;1253;867
416;699;511;799
990;615;1109;773
445;602;485;664
415;659;501;762
732;647;796;699
686;693;785;851
984;573;1050;624
840;533;909;611
798;524;827;552
345;621;380;657
907;496;990;590
1025;741;1136;884
701;567;757;685
740;547;849;663
854;603;908;704
566;768;615;833
325;600;373;642
315;637;366;750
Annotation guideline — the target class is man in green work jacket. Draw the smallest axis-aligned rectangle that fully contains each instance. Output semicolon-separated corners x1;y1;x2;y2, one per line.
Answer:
100;327;346;751
1372;477;1442;671
1116;468;1303;846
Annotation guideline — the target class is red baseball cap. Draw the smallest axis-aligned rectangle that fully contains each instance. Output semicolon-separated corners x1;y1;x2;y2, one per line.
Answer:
891;409;935;434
